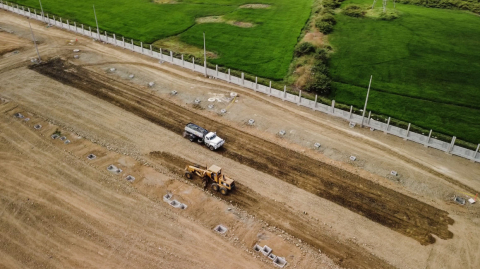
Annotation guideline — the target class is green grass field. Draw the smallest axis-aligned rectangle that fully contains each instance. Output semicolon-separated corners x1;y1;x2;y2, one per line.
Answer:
7;0;312;79
329;0;480;143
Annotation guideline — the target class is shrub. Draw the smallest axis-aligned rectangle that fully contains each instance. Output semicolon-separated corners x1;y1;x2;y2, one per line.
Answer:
294;42;316;57
314;48;329;62
379;11;399;20
312;62;329;75
323;0;342;9
306;73;332;95
321;13;337;25
321;7;335;15
344;4;365;17
316;21;334;34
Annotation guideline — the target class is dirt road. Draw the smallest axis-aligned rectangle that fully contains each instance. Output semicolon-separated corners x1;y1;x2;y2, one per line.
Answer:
31;58;453;247
2;9;480;269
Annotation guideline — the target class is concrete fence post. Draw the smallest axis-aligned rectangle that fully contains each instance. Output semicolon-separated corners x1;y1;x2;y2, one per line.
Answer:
141;42;143;53
384;117;391;134
424;129;432;147
66;20;69;30
81;24;84;33
297;90;301;105
216;65;218;77
283;86;286;101
105;31;107;41
472;144;480;162
74;21;77;32
113;34;116;45
268;81;272;96
131;39;134;52
314;95;318;110
150;45;153;55
29;8;31;17
241;73;244;85
160;48;162;58
122;37;125;48
170;50;173;62
181;54;184;67
192;57;195;71
89;26;92;37
367;110;371;124
348;105;353;119
331;100;336;114
228;69;231;82
404;123;411;140
447;136;456;154
254;77;257;91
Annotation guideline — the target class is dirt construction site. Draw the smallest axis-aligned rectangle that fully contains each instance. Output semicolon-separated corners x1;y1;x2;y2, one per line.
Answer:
1;10;480;269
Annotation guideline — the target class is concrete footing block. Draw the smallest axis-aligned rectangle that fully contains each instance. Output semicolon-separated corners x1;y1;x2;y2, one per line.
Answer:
107;164;122;174
163;193;172;202
261;245;272;256
214;225;227;234
273;256;287;268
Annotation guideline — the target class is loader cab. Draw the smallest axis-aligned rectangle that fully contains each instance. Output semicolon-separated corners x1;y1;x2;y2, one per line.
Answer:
208;165;222;181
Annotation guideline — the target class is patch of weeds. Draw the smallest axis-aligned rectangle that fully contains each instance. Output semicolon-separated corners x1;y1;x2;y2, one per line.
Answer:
52;128;62;136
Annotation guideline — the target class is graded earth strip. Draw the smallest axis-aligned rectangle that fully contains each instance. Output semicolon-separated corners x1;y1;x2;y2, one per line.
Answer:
30;58;453;247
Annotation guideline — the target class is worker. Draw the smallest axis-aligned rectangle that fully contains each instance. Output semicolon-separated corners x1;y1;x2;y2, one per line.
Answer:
203;177;208;191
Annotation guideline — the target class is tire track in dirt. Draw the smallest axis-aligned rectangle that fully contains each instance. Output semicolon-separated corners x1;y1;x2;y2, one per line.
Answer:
148;151;393;269
80;61;480;197
30;58;453;265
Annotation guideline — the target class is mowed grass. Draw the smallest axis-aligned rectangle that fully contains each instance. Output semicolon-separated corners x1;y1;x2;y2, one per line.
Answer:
8;0;312;79
328;0;480;143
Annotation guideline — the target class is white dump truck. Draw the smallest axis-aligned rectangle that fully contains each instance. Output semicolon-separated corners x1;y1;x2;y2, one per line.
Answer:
183;123;225;151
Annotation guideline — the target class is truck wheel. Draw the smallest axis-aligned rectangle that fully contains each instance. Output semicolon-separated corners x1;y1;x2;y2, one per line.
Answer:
184;172;193;179
209;145;215;151
220;187;228;195
197;139;203;144
189;136;196;142
212;183;219;192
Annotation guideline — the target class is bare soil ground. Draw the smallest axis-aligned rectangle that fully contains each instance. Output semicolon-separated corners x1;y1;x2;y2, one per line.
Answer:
1;9;480;269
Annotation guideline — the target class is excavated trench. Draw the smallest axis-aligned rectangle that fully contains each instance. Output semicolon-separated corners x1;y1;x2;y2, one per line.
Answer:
31;58;454;268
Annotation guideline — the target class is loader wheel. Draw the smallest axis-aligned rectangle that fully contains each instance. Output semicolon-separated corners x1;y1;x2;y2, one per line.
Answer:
184;172;193;179
220;187;228;195
212;183;219;192
209;145;215;151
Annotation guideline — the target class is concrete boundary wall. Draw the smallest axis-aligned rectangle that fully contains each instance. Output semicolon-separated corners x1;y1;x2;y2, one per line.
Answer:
2;1;478;163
